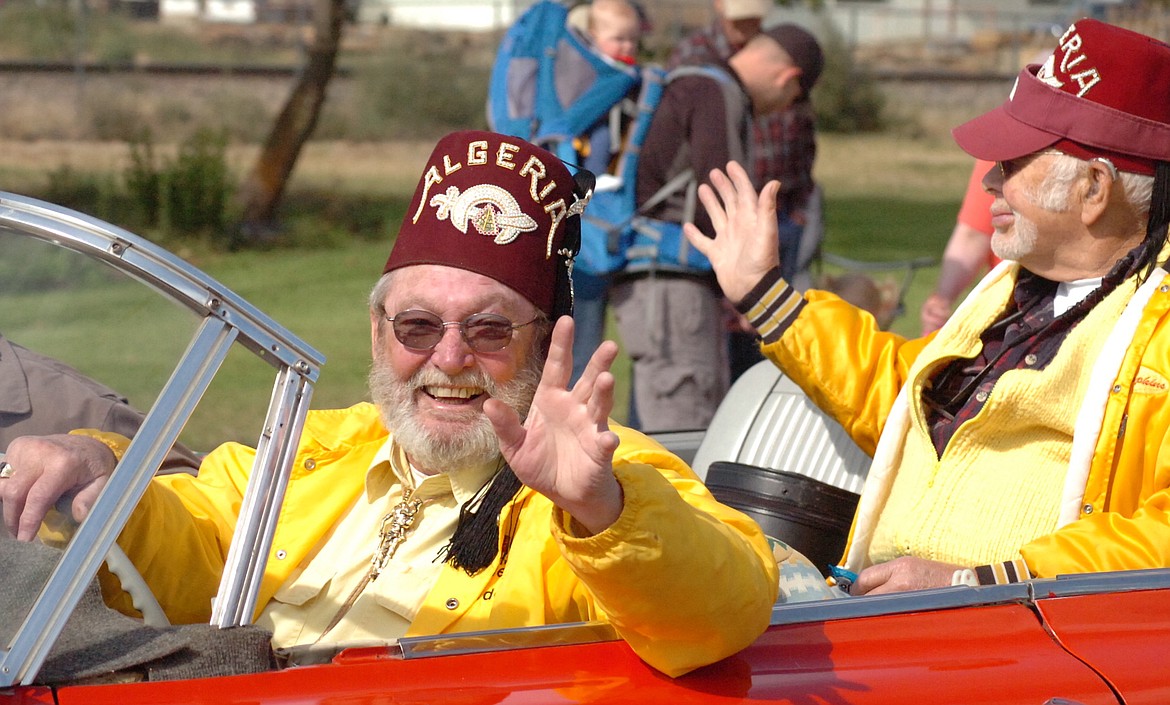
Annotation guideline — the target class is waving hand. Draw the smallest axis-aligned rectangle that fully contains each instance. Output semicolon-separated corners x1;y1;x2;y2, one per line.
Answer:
683;161;783;303
484;316;623;534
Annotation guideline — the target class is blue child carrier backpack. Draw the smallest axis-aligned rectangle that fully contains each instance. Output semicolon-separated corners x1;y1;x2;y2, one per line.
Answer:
487;1;746;276
577;63;747;276
486;0;640;165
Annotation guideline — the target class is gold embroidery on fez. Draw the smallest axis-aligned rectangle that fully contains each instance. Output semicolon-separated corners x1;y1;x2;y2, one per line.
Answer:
519;157;549;201
1037;55;1064;90
412;165;444;224
1054;24;1101;96
430;184;538;245
468;140;489;165
496;143;519;169
543;191;592;258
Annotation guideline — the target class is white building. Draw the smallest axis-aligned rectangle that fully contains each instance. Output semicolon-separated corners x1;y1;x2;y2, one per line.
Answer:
821;0;1102;46
161;0;258;23
356;0;537;29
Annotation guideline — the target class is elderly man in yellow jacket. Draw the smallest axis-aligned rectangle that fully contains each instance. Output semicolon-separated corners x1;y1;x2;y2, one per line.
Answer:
684;19;1170;596
0;130;778;678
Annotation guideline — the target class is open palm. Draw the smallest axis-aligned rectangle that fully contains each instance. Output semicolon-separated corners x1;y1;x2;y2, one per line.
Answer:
683;161;783;303
484;317;623;534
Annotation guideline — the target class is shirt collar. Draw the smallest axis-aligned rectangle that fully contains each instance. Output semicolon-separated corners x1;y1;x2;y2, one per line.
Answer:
1055;277;1104;317
366;438;502;507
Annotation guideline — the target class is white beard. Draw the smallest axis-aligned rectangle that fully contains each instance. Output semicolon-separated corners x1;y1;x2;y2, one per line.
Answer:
991;173;1070;263
991;213;1039;262
369;349;542;473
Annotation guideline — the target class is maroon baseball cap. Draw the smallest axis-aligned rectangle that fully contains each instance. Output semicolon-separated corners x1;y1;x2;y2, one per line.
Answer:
953;19;1170;176
384;130;588;317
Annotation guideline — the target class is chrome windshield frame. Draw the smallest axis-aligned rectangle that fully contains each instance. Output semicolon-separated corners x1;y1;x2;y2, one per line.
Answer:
0;192;324;686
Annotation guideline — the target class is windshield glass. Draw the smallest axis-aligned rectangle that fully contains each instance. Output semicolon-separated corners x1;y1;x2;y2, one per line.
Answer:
0;201;320;687
0;228;200;669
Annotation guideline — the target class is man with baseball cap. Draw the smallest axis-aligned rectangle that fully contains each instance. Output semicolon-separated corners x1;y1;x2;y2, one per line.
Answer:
1;130;778;677
613;21;823;433
668;1;824;384
683;19;1170;594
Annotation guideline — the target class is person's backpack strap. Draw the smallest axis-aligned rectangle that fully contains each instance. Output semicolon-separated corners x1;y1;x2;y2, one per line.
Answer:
620;64;751;274
662;64;753;181
577;63;751;276
634;64;751;223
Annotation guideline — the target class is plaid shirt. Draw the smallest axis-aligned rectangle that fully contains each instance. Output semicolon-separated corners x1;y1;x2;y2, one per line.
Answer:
665;21;735;71
922;259;1140;456
753;99;817;216
666;22;817;216
923;272;1062;455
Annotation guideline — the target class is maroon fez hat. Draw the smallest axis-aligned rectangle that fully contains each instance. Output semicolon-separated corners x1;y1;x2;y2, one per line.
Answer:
953;19;1170;176
384;130;588;317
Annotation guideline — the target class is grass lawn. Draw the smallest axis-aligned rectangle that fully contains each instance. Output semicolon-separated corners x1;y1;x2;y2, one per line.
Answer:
1;133;971;450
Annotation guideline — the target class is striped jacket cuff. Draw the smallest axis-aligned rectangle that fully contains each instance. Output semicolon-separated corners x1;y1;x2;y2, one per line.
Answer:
734;267;805;345
974;559;1034;586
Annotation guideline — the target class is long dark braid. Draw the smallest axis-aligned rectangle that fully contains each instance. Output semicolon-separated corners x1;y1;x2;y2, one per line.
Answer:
1134;161;1170;281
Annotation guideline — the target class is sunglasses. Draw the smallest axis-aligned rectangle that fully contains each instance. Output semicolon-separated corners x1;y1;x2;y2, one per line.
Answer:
384;309;541;352
997;150;1064;181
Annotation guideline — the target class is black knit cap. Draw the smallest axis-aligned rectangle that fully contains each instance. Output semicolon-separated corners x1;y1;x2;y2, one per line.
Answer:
762;23;824;97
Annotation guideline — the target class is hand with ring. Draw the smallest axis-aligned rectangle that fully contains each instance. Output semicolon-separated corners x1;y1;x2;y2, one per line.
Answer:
0;435;119;542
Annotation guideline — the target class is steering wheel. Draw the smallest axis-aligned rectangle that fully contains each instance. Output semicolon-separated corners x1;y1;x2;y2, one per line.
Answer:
51;497;171;627
0;452;170;628
101;541;170;627
49;490;170;627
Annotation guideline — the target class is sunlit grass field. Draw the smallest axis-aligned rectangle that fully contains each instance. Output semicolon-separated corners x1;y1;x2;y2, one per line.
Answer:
1;133;972;449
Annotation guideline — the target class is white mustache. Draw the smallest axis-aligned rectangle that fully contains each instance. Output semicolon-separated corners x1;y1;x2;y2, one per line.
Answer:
409;369;496;397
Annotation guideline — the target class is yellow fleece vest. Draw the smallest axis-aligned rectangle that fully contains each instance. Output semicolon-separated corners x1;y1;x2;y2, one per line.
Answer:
870;273;1134;567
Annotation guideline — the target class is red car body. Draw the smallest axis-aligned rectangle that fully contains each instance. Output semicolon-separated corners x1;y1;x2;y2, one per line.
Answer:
1;569;1160;704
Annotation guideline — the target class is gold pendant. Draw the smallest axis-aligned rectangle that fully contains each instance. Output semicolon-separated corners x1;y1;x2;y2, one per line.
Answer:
369;489;424;580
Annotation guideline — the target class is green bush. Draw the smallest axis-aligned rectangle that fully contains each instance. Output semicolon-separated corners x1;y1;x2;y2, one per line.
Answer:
124;130;163;225
349;35;491;140
811;19;887;133
44;165;117;217
168;128;233;235
124;128;235;242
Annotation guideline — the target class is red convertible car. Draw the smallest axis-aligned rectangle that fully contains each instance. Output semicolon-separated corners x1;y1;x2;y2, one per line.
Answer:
1;193;1167;704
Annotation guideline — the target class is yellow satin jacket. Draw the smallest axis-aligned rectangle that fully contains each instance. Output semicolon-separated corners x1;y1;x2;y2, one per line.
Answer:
93;402;777;677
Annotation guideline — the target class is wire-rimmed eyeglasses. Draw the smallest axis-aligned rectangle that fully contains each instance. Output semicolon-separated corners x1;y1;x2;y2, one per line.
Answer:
384;309;542;352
